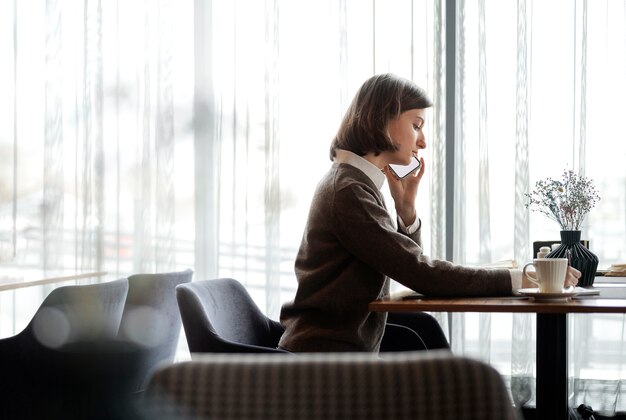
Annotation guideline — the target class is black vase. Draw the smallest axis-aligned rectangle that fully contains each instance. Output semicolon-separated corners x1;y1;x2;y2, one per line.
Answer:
546;230;599;287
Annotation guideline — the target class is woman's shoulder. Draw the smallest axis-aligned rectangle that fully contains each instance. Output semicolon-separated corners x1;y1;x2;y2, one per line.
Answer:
320;164;385;211
329;163;379;192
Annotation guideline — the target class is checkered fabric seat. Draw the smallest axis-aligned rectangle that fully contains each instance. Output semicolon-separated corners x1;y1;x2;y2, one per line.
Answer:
141;351;520;420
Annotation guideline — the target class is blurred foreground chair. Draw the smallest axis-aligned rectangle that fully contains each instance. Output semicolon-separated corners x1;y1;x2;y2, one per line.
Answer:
141;351;520;420
176;278;287;354
0;278;133;419
118;268;193;391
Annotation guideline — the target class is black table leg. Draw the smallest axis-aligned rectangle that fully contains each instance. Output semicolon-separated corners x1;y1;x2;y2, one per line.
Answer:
536;313;568;420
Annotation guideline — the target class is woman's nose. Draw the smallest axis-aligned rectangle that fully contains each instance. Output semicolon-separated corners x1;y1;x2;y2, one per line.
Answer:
417;134;427;149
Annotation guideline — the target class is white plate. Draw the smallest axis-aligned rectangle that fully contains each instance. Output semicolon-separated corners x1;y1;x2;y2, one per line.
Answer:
516;287;581;301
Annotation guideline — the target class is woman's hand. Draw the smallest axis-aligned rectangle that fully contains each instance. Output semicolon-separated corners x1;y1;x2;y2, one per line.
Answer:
564;266;581;288
384;157;425;226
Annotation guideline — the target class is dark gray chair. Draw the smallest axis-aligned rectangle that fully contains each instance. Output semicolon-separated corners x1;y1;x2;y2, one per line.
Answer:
118;268;194;391
381;321;428;351
175;278;446;354
0;278;131;419
381;312;450;352
176;278;287;354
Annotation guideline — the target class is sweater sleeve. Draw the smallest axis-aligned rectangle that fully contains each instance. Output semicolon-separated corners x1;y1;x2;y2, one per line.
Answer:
333;180;512;297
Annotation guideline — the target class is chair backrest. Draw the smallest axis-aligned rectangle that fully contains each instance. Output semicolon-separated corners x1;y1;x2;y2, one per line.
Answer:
0;278;131;419
141;351;521;420
118;268;193;391
23;277;129;351
176;278;286;353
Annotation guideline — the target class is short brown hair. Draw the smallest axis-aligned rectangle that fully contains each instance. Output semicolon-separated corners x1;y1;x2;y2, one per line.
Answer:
330;73;433;160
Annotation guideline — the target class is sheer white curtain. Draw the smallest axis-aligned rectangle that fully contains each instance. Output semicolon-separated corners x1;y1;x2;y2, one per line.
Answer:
455;0;626;414
0;0;195;334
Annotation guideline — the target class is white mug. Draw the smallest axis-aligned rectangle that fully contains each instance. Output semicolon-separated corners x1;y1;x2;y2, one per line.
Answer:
522;258;568;293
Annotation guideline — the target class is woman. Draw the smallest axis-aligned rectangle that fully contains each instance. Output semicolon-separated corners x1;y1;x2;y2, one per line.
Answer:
279;73;580;353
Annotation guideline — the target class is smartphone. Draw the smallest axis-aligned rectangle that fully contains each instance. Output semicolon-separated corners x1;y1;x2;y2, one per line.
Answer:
388;156;421;179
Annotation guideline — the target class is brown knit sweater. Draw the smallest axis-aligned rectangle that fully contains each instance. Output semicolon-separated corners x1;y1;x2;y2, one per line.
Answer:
279;163;512;352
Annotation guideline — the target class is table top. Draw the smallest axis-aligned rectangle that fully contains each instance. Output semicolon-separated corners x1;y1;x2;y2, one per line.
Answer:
0;271;108;292
370;279;626;314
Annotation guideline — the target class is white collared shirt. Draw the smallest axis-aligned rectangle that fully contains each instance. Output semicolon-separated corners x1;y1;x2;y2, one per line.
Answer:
334;149;420;234
334;149;386;189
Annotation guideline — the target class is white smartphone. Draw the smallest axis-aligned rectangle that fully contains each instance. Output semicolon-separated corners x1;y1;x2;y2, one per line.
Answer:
388;156;421;179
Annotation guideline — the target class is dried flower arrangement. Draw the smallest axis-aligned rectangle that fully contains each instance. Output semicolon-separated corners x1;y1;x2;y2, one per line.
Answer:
525;170;600;230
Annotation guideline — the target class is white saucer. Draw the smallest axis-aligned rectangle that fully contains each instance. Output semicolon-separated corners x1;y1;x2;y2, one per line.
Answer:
516;287;581;301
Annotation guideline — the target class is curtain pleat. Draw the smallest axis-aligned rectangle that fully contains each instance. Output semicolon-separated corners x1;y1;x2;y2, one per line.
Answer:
511;0;533;407
477;0;491;264
475;0;494;367
44;0;64;273
339;0;348;109
575;0;588;178
73;4;81;272
449;313;465;354
81;0;104;272
0;0;17;262
155;0;176;272
263;0;281;317
228;0;237;281
9;0;18;263
514;0;530;264
138;2;153;272
429;0;452;348
430;0;445;260
194;0;220;281
113;0;121;275
372;0;376;73
453;0;466;265
449;0;471;353
6;0;19;335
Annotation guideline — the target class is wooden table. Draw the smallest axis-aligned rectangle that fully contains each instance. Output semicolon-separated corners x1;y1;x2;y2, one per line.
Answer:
369;280;626;420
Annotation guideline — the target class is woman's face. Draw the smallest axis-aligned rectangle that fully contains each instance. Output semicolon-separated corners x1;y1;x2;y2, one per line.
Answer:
386;108;426;165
